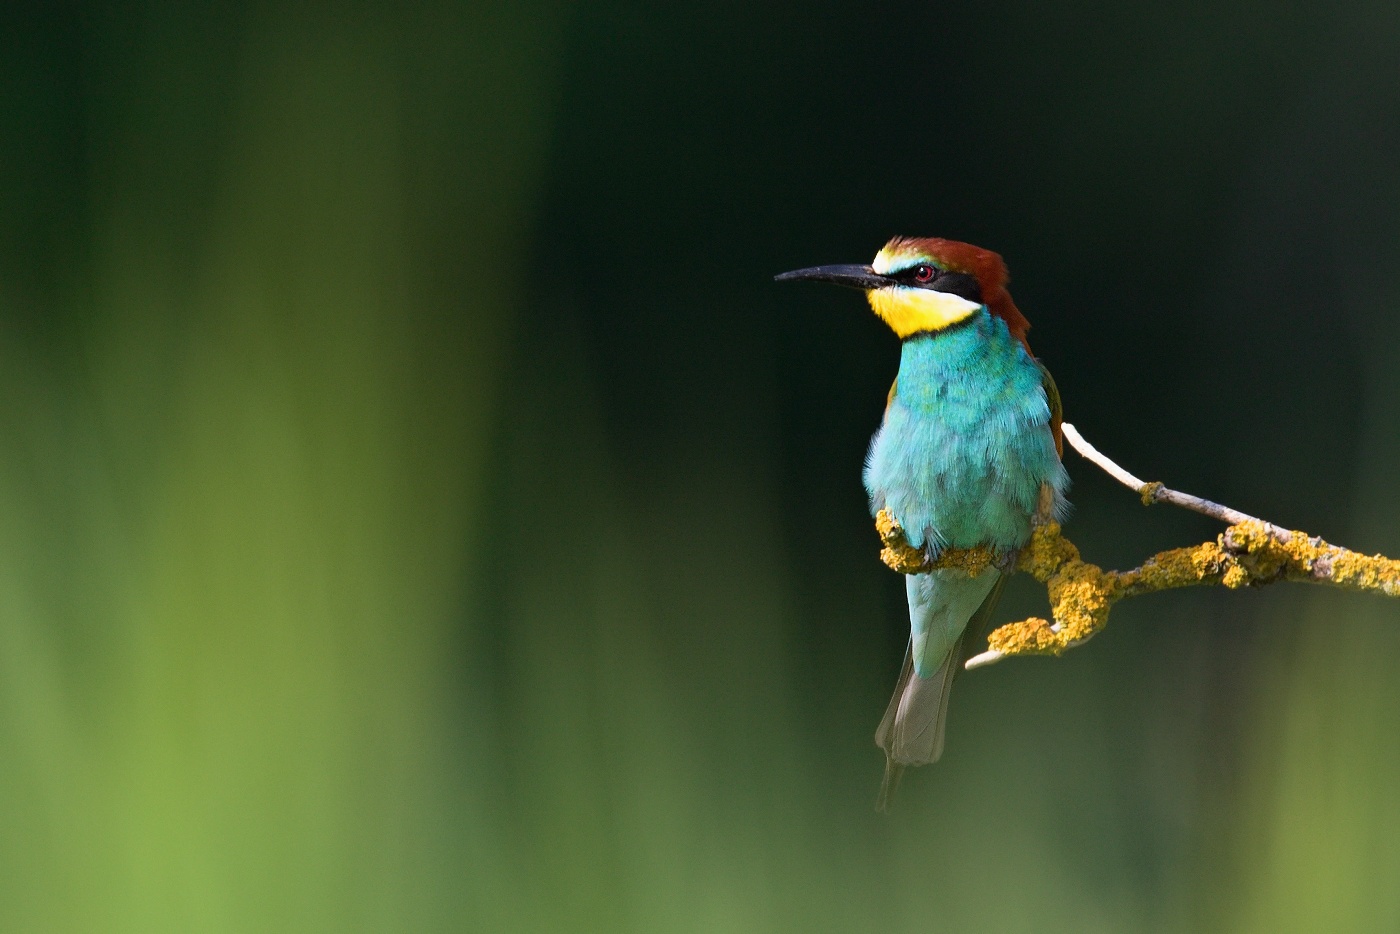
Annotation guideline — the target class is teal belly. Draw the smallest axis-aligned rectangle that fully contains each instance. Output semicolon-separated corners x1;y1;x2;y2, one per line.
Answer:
863;311;1067;553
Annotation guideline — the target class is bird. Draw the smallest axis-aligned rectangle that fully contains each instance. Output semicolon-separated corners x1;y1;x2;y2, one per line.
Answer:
776;237;1068;809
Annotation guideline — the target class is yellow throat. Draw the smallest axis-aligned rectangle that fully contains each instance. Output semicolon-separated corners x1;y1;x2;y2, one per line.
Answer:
865;286;982;339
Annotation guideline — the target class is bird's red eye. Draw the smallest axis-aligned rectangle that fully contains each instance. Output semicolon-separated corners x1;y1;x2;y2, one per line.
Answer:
913;264;936;283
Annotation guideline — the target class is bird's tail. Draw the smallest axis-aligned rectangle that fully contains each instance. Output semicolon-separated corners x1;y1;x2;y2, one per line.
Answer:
874;646;956;811
874;573;1007;812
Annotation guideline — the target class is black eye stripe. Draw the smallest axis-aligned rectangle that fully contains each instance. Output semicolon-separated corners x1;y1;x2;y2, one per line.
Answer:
931;271;982;303
892;265;983;304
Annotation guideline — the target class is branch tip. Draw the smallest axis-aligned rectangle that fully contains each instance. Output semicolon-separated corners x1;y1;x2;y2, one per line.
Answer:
963;650;1004;670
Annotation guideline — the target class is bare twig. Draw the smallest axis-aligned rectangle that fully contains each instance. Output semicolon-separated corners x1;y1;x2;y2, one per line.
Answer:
873;424;1400;669
1060;423;1292;541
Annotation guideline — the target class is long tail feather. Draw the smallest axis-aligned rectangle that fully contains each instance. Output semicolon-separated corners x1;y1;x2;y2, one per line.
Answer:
874;573;1007;811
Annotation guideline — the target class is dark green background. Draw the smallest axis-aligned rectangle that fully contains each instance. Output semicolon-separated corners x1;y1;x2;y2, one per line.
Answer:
3;2;1399;930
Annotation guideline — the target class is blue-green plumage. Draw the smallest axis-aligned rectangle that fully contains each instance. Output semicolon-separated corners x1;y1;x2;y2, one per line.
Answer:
866;309;1067;782
866;312;1065;559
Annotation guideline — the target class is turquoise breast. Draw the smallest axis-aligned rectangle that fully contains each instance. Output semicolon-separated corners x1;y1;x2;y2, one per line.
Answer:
863;309;1068;553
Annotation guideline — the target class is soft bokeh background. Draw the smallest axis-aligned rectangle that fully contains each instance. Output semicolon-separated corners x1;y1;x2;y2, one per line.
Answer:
3;2;1400;931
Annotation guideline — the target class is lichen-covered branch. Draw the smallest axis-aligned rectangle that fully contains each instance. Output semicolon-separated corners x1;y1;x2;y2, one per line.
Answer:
874;423;1400;669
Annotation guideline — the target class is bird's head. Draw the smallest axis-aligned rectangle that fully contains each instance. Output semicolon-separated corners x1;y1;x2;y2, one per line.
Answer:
776;236;1030;346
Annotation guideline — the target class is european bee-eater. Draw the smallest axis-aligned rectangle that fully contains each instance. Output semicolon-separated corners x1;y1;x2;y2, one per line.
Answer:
777;237;1068;808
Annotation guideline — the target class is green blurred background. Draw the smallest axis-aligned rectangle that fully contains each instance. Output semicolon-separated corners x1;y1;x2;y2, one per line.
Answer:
3;1;1400;931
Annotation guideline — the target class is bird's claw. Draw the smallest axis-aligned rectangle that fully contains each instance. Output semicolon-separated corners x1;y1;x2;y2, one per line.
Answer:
992;548;1020;573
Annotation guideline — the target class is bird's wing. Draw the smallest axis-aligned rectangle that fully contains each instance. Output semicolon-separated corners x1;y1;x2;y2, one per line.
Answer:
954;571;1009;673
1035;359;1064;457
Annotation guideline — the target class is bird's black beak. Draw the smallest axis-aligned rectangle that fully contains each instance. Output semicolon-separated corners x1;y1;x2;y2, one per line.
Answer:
774;264;890;290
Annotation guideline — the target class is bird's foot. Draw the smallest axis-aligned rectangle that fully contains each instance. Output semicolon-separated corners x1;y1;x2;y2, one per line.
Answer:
992;548;1020;573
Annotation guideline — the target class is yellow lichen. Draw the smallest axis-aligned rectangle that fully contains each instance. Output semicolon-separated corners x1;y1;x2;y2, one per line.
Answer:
875;509;930;574
1016;522;1078;582
1326;549;1400;595
1047;564;1115;641
1139;481;1165;506
985;617;1061;656
876;509;998;577
1220;565;1250;589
